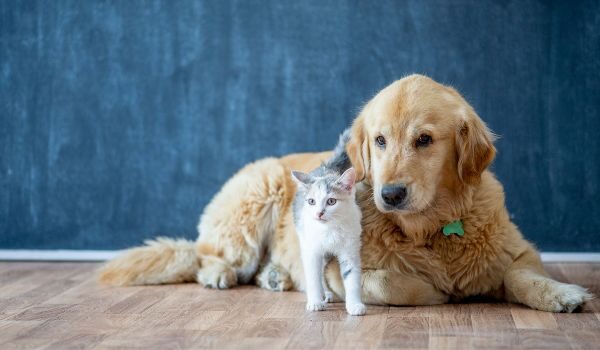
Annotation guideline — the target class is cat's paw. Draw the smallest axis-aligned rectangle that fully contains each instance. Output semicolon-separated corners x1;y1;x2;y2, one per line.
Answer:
324;290;334;303
306;300;327;312
346;302;367;316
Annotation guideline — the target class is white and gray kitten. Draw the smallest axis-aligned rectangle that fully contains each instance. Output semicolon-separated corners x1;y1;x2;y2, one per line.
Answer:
291;131;366;316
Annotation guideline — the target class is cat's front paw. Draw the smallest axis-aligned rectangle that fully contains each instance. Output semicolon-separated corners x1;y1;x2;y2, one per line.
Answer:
346;302;367;316
306;300;326;312
324;290;334;303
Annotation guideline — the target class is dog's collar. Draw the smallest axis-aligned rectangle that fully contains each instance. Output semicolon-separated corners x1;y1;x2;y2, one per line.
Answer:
442;220;464;237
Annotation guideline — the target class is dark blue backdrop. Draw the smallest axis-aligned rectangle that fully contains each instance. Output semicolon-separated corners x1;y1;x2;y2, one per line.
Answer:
2;1;599;251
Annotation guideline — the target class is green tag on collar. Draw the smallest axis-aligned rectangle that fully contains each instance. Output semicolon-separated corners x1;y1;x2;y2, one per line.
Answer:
443;220;464;237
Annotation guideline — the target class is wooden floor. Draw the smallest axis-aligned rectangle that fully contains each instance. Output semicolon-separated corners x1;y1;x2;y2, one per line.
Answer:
0;263;598;350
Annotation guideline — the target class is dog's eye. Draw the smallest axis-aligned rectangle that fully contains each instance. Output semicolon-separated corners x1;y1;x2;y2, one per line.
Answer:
375;135;386;148
307;198;316;205
326;198;337;206
416;134;433;147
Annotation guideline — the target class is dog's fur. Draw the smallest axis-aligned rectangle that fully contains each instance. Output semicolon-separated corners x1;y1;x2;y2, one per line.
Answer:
99;74;592;312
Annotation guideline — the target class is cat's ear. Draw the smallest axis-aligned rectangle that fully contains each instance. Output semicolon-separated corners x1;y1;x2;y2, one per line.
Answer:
336;167;356;192
291;171;313;188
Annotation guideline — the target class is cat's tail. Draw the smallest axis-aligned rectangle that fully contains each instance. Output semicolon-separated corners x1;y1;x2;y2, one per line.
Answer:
323;128;352;173
97;237;199;286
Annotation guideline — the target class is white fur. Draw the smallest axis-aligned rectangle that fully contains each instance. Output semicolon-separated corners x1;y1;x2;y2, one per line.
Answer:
545;282;593;313
293;168;366;316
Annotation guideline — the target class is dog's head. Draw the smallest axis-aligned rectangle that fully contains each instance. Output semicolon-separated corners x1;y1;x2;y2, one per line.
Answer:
347;74;496;214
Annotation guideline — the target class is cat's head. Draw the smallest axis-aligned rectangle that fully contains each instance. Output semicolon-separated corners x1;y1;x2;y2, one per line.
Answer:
291;168;357;222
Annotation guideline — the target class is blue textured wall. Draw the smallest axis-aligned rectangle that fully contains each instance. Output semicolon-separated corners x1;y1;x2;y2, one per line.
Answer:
1;1;599;251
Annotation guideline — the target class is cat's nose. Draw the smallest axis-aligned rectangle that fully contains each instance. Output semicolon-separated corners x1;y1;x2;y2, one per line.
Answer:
381;183;407;208
317;211;325;219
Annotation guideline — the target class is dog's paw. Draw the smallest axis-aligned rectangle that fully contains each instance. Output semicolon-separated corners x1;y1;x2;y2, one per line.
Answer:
324;290;334;303
255;263;293;292
196;264;237;289
345;302;367;316
306;300;326;312
545;283;593;313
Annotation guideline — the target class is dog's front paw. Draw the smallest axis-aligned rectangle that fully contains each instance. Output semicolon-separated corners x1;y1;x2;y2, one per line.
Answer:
255;263;293;292
324;290;334;303
345;302;367;316
306;300;326;312
546;283;593;313
196;264;237;289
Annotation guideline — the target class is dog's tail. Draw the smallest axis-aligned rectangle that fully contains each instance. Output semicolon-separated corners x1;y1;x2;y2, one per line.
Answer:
97;237;199;286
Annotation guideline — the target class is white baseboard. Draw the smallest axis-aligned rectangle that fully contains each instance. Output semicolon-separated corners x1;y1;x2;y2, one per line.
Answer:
0;250;120;261
540;252;600;262
0;250;599;262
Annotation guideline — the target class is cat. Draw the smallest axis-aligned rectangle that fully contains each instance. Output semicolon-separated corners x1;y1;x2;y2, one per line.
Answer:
291;131;366;316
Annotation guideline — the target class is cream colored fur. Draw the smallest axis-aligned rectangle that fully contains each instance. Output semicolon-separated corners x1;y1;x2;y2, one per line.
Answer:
99;75;592;313
98;237;198;286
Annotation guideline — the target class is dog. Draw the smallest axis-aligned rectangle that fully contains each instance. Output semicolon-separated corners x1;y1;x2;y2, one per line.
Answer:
99;74;591;312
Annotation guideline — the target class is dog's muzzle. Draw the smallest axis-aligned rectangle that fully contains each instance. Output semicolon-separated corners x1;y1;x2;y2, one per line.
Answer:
381;183;408;209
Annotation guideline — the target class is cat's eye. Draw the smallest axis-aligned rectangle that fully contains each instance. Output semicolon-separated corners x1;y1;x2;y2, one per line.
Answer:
375;135;386;148
415;134;433;148
326;198;337;206
307;198;316;205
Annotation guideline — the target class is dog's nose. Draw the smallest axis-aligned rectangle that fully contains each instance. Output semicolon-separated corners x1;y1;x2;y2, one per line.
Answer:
381;184;407;207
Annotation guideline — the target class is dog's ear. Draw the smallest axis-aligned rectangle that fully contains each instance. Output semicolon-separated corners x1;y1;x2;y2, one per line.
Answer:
455;110;496;184
346;114;370;182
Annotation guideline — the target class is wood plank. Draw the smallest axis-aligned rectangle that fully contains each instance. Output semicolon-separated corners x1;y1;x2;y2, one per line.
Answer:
427;304;473;335
285;320;342;349
332;312;388;349
380;316;429;349
510;305;559;330
516;329;571;349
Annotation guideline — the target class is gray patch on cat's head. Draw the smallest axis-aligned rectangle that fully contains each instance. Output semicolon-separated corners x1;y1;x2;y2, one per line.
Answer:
322;173;340;194
323;128;352;174
291;171;314;190
292;128;355;227
305;172;351;199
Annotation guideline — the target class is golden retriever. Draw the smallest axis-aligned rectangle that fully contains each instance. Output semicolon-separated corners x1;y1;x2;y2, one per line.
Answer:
99;74;591;312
